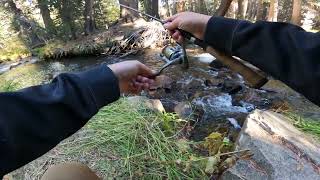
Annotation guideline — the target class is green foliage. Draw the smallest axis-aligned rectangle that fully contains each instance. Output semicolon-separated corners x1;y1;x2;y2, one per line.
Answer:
286;112;320;139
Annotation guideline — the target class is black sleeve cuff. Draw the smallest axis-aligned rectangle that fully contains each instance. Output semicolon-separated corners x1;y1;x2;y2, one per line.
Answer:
77;64;120;108
204;16;241;55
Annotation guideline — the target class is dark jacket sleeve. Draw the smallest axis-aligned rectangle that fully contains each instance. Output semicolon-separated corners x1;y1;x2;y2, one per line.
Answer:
0;64;120;176
204;16;320;106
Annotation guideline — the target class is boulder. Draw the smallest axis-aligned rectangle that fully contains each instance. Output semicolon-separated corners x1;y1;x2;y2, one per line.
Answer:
127;96;165;113
221;110;320;180
149;75;173;90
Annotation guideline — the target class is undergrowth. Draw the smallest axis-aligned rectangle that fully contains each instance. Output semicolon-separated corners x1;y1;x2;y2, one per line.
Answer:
0;38;30;62
61;99;208;179
0;79;19;92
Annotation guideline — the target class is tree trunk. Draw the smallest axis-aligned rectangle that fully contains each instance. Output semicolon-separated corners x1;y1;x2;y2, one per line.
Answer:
242;0;248;18
37;0;56;35
172;0;177;14
119;0;139;22
267;0;278;22
2;0;45;46
229;1;237;18
143;0;159;18
237;0;244;19
256;0;264;20
215;0;233;16
246;0;256;19
144;0;152;15
164;0;171;17
151;0;160;18
58;0;77;39
84;0;96;35
291;0;302;25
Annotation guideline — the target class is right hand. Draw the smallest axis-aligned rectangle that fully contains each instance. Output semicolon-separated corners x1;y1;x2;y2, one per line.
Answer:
163;12;211;42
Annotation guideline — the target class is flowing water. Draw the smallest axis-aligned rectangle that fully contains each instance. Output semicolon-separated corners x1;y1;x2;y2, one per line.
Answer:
0;49;319;142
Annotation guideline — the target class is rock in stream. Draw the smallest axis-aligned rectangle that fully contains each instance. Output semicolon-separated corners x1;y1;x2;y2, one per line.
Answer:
221;110;320;180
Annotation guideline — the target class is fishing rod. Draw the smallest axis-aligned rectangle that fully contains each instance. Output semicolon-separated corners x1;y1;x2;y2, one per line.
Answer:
120;4;164;24
119;4;268;88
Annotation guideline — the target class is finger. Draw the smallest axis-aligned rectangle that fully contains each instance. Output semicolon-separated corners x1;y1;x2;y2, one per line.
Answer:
163;18;180;31
136;75;149;83
164;13;180;23
148;79;155;84
169;30;175;36
138;63;156;77
177;36;184;44
133;81;143;88
142;83;150;90
172;31;180;40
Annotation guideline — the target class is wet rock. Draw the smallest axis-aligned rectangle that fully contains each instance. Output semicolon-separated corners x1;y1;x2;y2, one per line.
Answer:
218;80;243;95
127;96;165;113
221;110;320;180
159;99;178;113
174;102;193;119
149;75;173;90
209;60;225;69
192;53;216;65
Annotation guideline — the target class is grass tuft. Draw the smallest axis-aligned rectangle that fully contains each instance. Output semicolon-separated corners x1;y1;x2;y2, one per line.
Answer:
286;112;320;139
0;38;30;62
0;79;19;92
61;98;208;179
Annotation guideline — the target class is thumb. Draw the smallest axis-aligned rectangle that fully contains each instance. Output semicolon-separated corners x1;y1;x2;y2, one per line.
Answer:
163;18;180;31
138;63;155;77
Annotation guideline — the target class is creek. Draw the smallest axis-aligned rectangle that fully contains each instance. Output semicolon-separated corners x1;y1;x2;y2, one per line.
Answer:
0;48;319;143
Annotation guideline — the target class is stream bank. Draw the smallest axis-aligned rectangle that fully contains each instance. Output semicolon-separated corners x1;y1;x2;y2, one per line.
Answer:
1;47;319;179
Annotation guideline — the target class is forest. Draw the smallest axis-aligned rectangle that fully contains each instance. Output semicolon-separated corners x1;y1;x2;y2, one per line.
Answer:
0;0;319;62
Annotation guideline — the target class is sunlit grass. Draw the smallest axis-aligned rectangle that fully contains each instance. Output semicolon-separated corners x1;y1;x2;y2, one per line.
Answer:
0;79;19;92
286;112;320;139
60;98;208;179
0;38;30;62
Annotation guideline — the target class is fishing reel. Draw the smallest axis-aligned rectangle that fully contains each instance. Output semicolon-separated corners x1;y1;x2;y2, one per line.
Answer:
155;44;189;76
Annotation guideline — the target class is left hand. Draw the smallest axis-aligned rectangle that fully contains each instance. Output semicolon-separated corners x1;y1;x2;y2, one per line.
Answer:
108;61;155;94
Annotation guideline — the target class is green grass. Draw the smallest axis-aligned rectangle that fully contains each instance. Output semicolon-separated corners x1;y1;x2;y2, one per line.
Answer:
0;79;19;92
286;112;320;139
0;38;30;62
61;98;208;179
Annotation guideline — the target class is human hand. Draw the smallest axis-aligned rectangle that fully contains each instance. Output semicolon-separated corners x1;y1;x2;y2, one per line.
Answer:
108;61;155;94
163;12;211;42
